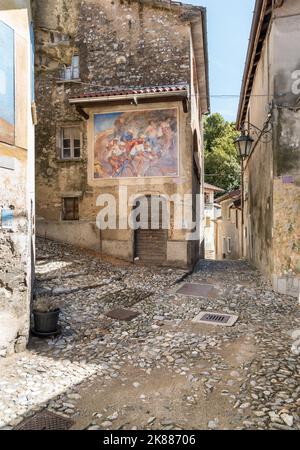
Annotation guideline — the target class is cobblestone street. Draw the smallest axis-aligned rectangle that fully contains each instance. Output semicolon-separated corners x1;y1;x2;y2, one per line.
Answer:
0;238;299;430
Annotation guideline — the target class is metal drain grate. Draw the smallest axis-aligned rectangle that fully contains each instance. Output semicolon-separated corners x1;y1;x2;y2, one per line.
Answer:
15;410;74;430
192;311;238;327
202;313;230;324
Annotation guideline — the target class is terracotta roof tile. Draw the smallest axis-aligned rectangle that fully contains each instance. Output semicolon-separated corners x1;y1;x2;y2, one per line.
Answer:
72;85;188;99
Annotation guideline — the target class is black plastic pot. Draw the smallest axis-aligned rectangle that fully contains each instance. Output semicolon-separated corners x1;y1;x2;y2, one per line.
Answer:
33;309;60;334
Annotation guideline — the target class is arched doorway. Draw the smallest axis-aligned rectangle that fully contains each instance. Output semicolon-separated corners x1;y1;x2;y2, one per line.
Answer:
133;195;168;265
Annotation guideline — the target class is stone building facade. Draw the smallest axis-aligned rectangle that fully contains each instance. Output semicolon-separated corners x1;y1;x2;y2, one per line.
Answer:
0;0;35;357
33;0;209;269
237;0;300;297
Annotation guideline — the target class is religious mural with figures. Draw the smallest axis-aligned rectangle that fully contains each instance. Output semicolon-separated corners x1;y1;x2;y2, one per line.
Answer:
93;108;179;179
0;21;15;145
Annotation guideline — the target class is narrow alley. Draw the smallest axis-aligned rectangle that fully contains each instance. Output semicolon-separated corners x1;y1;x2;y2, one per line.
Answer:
0;238;299;431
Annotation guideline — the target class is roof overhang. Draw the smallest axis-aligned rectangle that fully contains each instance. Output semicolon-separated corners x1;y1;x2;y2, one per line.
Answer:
204;182;225;193
216;189;241;204
236;0;273;129
69;86;189;118
191;7;210;115
69;88;188;105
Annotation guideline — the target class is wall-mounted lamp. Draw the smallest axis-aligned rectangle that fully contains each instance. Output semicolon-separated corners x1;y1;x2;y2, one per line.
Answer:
234;119;273;160
234;133;254;160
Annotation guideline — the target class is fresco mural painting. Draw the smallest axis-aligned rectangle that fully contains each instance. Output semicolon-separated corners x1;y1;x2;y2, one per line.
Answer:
0;21;15;146
93;108;179;179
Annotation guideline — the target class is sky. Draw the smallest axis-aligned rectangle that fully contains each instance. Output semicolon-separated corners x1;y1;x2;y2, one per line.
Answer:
187;0;255;122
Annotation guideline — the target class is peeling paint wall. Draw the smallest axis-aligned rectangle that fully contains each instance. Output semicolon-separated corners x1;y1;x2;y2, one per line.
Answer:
244;0;300;297
270;0;300;296
34;0;207;269
243;16;274;278
0;0;35;357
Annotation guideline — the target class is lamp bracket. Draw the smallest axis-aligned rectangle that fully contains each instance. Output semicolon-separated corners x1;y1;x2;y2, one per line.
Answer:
241;119;273;144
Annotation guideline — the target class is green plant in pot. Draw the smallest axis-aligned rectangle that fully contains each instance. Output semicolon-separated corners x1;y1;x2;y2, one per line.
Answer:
33;297;60;334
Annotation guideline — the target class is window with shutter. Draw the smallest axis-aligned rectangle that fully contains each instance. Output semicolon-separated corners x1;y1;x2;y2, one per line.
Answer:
62;197;79;221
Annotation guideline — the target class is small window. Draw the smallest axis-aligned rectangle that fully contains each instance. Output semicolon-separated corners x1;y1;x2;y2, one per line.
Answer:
71;55;80;79
222;237;227;258
61;55;80;80
227;205;231;221
50;32;70;44
205;216;211;227
61;127;81;159
62;197;79;221
227;237;232;254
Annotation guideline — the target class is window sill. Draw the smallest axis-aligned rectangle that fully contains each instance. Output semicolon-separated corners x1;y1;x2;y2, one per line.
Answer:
56;79;82;84
56;158;84;163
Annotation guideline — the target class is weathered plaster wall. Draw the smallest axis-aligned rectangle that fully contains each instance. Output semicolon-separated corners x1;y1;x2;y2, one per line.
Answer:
243;25;274;278
243;0;300;296
34;0;205;269
271;0;300;296
0;0;34;357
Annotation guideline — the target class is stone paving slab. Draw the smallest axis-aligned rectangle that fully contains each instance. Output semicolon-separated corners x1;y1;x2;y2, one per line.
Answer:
175;283;220;298
105;309;140;322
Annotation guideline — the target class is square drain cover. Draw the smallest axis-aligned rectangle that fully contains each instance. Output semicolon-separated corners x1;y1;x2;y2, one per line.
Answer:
176;283;219;298
192;311;238;327
106;308;140;321
15;410;74;430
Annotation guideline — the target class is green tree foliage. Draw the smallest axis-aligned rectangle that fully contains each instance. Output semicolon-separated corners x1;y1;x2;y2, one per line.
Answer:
204;113;241;193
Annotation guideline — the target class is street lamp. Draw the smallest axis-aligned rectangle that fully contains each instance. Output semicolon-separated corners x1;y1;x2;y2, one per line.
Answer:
234;133;254;160
234;132;253;261
234;118;272;259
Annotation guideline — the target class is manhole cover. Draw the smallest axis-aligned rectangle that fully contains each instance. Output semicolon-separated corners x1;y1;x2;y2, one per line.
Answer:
192;311;238;327
176;283;219;298
14;410;74;430
106;308;140;321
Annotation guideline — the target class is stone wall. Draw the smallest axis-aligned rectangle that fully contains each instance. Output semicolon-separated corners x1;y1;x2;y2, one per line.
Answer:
34;0;206;269
271;1;300;296
242;0;300;297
